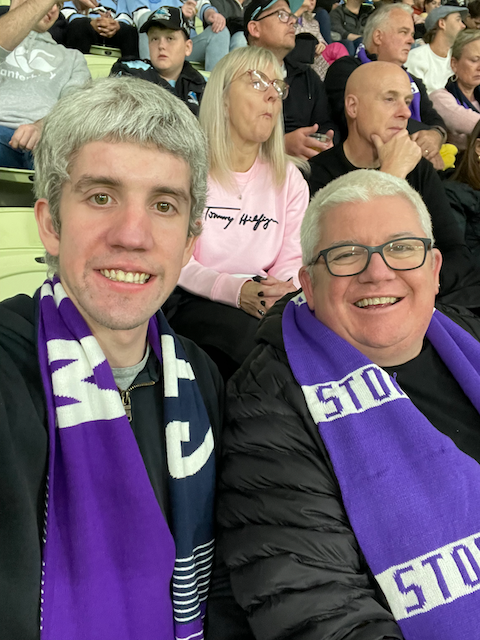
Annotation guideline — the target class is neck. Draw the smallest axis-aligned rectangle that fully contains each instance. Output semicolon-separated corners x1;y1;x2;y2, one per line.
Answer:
158;66;182;82
457;79;475;102
343;135;379;169
229;132;260;172
430;35;450;58
94;324;149;369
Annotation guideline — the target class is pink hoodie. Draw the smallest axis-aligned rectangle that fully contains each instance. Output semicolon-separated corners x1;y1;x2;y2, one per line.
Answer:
178;159;309;307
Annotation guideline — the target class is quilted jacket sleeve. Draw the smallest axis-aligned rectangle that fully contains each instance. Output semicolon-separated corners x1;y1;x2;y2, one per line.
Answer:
214;336;404;640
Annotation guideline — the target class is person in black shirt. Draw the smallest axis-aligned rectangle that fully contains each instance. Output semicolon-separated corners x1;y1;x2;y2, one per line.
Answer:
309;60;480;310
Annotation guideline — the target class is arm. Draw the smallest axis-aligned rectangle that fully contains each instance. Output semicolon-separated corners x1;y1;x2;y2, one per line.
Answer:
267;165;309;286
414;74;446;131
324;55;360;140
217;342;405;640
329;6;349;40
203;6;226;32
59;50;92;97
430;89;480;137
309;68;338;141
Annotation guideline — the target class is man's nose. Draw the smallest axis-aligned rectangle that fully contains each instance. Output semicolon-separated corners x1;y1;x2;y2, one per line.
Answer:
357;251;396;283
105;201;154;251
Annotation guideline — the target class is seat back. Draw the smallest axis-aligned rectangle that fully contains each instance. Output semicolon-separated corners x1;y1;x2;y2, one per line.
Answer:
0;207;47;301
84;53;117;78
0;167;35;207
89;44;122;58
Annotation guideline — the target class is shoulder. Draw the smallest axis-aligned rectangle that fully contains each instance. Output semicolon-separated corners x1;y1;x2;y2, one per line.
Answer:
407;44;430;62
435;304;480;342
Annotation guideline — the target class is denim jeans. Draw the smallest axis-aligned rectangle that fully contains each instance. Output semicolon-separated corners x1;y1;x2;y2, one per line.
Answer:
187;25;230;71
0;125;34;169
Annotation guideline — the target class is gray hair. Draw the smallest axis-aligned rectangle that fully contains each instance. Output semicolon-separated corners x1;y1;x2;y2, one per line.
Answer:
452;28;480;60
363;3;413;50
34;76;208;273
301;170;434;272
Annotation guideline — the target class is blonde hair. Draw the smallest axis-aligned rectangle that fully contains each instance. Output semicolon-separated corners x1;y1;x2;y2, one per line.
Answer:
199;46;288;187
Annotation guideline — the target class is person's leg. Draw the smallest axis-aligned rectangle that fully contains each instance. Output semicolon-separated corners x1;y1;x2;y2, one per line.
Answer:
0;126;33;169
315;8;332;44
229;31;247;50
188;26;230;71
107;22;139;57
64;17;99;54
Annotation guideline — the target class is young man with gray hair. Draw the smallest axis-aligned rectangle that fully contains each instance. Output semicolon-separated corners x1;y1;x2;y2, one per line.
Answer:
214;168;480;639
325;2;447;167
0;0;92;169
0;77;222;640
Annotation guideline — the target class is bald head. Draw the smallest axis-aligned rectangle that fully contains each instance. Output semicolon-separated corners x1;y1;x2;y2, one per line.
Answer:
345;62;413;144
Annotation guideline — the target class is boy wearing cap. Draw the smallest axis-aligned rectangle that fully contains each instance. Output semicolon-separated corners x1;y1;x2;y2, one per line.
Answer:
406;5;468;93
111;6;206;114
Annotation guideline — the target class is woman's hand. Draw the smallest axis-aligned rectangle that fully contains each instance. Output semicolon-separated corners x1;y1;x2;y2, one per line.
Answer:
315;41;326;56
239;277;298;318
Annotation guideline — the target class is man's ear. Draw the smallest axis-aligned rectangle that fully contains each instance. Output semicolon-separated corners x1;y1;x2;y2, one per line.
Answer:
182;233;198;267
432;247;443;295
371;28;383;47
344;94;358;120
34;199;60;257
298;265;315;310
438;17;446;31
247;20;260;40
185;38;193;57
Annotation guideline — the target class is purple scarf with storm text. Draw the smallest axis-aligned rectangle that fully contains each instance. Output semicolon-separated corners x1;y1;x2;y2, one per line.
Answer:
283;292;480;639
356;44;422;122
37;277;215;640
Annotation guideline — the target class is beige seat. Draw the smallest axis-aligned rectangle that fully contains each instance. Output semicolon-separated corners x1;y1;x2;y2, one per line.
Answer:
0;167;35;207
0;207;47;301
84;53;117;79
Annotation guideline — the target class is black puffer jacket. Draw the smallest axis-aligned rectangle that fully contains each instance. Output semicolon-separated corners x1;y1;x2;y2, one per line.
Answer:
214;296;480;640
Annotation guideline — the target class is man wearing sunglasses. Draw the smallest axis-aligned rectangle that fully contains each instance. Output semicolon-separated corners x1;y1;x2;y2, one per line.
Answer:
0;0;93;169
214;168;480;640
244;0;337;159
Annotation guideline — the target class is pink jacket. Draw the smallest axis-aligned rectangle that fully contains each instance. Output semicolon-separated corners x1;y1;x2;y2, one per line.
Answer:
430;88;480;150
178;159;309;307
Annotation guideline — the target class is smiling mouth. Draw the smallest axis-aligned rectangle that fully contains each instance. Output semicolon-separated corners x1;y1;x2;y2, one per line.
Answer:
354;296;401;308
100;269;152;284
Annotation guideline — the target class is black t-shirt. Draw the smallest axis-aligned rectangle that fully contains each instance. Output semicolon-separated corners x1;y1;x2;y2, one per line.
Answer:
384;339;480;464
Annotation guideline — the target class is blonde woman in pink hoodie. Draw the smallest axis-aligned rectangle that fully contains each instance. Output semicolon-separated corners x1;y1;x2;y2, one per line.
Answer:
165;46;309;379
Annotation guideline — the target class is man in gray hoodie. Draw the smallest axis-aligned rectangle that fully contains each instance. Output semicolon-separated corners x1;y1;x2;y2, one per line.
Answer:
0;0;93;169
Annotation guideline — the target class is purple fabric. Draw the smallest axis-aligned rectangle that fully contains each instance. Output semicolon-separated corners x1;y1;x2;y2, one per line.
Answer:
356;45;421;121
283;293;480;639
38;278;176;640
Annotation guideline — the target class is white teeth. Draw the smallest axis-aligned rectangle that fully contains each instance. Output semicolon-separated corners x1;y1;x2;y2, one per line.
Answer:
100;269;151;284
354;296;399;308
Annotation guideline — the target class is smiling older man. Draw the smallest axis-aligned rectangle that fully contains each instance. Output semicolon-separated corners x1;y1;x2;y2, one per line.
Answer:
0;77;222;640
214;169;480;640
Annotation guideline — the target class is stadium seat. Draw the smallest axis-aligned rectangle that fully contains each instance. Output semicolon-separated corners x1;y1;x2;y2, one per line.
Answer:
84;53;117;78
0;167;35;207
89;44;122;58
0;207;47;301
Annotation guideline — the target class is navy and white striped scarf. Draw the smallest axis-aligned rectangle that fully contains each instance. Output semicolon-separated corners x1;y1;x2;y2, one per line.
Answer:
38;277;215;640
283;292;480;639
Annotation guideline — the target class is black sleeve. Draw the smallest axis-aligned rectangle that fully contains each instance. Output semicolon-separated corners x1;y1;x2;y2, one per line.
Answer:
308;69;338;140
324;56;361;140
329;6;349;40
406;74;446;134
212;344;405;640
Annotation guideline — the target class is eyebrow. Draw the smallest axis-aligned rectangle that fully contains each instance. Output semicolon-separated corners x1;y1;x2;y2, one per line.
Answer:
72;176;190;203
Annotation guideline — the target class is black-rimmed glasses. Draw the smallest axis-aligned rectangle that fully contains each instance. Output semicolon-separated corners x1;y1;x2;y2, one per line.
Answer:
310;237;432;277
255;9;298;24
239;69;289;100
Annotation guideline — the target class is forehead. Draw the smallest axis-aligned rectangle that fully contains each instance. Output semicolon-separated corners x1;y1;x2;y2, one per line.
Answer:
319;196;424;246
461;39;480;55
148;26;184;38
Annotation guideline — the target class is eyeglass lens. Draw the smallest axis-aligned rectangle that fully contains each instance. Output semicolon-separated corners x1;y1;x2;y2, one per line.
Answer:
250;70;288;99
325;239;429;276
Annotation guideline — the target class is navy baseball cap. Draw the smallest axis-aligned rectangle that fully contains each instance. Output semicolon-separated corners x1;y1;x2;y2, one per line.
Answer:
140;6;190;38
244;0;304;29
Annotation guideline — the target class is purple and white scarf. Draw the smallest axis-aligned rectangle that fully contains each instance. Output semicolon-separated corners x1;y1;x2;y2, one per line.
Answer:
37;277;215;640
356;44;422;122
283;292;480;639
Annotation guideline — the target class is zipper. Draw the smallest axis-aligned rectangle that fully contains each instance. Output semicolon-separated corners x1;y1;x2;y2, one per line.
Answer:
118;380;155;422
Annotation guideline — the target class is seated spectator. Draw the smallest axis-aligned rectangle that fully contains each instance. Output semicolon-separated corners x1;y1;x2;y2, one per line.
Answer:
130;0;235;72
208;0;248;50
61;0;139;56
310;61;480;309
465;0;480;31
329;0;375;44
406;5;467;93
430;30;480;151
164;47;309;379
445;120;480;257
0;0;91;169
110;7;205;115
245;0;336;159
411;0;441;42
214;168;480;640
294;0;349;80
325;3;447;167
